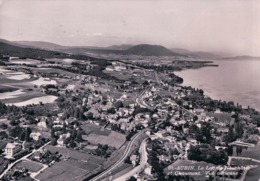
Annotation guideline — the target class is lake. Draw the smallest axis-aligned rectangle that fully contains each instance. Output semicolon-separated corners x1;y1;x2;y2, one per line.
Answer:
175;60;260;111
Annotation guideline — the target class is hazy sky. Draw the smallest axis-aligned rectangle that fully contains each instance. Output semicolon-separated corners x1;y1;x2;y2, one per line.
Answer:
0;0;260;56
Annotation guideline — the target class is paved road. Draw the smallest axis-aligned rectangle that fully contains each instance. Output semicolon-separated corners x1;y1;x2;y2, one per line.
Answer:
113;138;148;181
89;131;145;181
90;89;151;181
135;89;153;109
0;141;50;179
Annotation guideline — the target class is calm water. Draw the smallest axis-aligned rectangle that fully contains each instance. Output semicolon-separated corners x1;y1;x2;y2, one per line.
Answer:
175;60;260;111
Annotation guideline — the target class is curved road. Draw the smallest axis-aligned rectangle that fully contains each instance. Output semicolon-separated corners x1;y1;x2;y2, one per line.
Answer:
89;131;145;181
113;138;148;181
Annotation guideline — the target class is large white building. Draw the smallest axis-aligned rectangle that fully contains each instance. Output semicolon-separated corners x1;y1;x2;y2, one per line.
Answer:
4;143;22;159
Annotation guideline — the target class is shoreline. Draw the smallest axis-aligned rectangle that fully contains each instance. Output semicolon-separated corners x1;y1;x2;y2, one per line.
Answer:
175;60;260;112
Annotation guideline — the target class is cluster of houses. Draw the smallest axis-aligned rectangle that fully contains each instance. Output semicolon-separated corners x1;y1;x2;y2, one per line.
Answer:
0;129;43;160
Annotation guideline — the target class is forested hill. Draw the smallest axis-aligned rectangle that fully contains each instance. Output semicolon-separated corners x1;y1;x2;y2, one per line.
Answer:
0;40;110;66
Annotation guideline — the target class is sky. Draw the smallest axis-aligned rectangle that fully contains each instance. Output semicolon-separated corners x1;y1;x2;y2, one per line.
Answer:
0;0;260;56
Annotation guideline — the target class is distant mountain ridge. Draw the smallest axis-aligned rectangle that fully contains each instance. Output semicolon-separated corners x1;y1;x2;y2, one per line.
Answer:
15;41;134;51
5;39;258;59
0;39;104;62
124;44;181;56
171;48;220;59
15;40;67;50
218;55;260;60
13;40;184;57
11;39;218;58
65;44;183;56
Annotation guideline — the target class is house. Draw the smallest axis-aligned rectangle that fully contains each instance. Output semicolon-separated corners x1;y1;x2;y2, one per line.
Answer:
158;155;171;162
214;109;222;114
4;143;22;159
33;151;41;160
57;137;65;147
165;136;176;143
154;130;168;138
65;117;76;125
118;118;129;123
183;128;189;134
215;146;227;151
190;139;197;145
130;154;139;167
57;133;70;147
30;132;42;141
118;108;134;117
194;109;204;114
144;165;153;176
120;123;135;131
217;127;229;134
37;117;48;129
53;118;63;128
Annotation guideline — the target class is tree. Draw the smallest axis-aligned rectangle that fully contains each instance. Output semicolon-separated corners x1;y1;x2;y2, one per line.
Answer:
107;107;116;114
69;141;76;148
234;121;244;139
51;129;56;138
126;132;134;141
19;131;25;141
10;119;18;126
226;126;235;143
188;144;228;165
74;108;80;119
71;129;77;139
25;127;32;142
195;124;212;144
127;176;137;181
85;112;93;120
124;156;131;164
9;126;23;138
0;123;8;129
0;131;8;139
71;96;76;102
114;101;124;110
193;115;198;121
50;138;57;146
75;130;83;142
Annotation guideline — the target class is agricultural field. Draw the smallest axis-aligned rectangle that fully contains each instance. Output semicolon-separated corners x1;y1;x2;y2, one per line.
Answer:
83;131;126;149
36;160;89;181
14;160;43;172
6;95;58;107
9;58;42;65
44;145;105;164
0;66;59;106
0;85;18;93
206;112;233;122
0;157;9;175
103;69;133;81
31;67;77;76
36;146;106;181
46;58;87;65
81;123;111;136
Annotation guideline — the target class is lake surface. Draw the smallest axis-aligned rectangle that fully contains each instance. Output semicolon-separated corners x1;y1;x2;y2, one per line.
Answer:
175;60;260;111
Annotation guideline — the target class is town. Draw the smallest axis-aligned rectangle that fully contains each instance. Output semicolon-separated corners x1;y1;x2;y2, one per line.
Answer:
0;41;260;181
